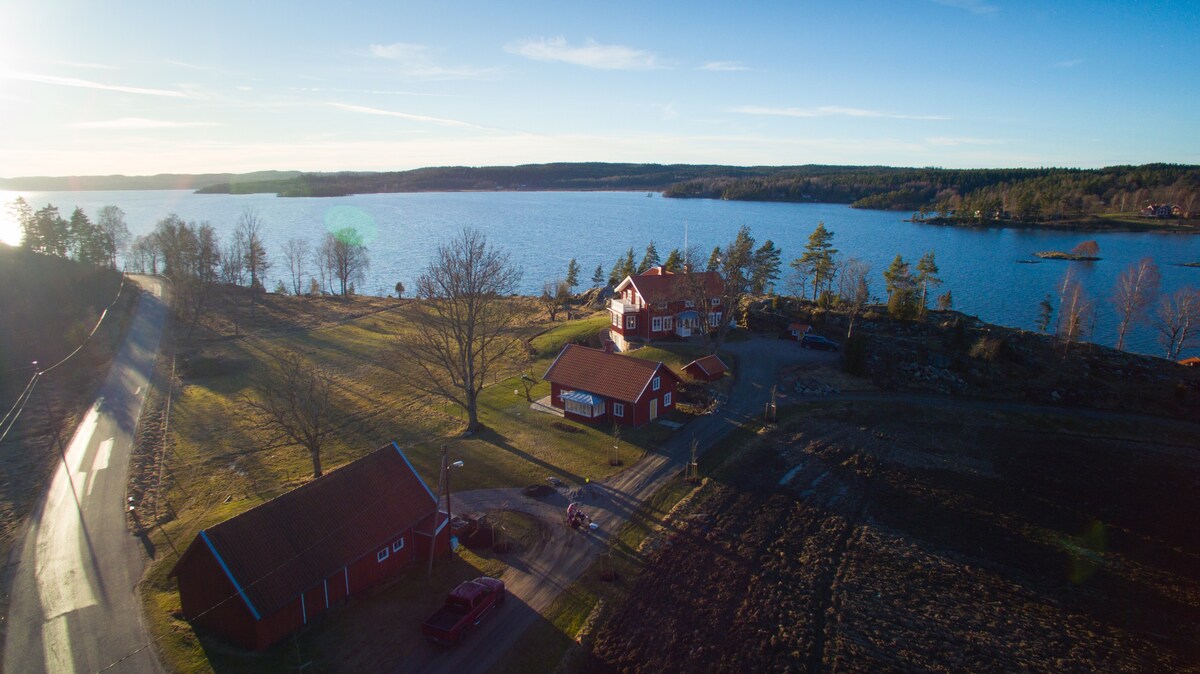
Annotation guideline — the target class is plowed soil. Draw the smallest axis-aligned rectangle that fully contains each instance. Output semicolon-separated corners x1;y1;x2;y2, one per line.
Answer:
584;401;1200;673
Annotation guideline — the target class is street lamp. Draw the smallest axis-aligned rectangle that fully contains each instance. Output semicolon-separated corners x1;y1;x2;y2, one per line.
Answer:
428;446;465;577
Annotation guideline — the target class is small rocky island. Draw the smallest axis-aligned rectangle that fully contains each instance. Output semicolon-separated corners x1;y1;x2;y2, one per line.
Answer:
1034;239;1101;261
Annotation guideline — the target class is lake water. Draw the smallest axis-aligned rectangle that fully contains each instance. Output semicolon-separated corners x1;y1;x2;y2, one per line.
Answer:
3;189;1199;357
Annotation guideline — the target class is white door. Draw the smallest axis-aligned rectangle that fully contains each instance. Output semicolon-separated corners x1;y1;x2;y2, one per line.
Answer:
649;399;658;421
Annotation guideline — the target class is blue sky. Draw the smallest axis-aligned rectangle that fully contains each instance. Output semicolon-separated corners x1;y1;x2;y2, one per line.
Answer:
1;0;1197;176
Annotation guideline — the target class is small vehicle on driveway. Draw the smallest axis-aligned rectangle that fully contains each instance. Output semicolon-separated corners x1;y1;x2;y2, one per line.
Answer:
421;577;506;645
801;334;840;351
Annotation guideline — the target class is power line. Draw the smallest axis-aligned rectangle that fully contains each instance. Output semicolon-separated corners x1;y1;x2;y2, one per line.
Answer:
0;373;39;446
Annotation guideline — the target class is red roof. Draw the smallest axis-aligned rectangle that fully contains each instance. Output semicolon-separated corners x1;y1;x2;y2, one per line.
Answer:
685;354;728;378
616;269;723;305
789;323;812;333
543;344;679;402
1179;357;1200;366
172;443;436;616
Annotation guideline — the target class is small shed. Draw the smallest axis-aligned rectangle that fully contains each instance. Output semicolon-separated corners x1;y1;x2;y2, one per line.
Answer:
788;322;813;340
1178;356;1200;367
683;354;729;382
170;442;450;650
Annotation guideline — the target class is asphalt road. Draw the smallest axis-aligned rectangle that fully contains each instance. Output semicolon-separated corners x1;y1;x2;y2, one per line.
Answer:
395;335;822;674
3;276;168;674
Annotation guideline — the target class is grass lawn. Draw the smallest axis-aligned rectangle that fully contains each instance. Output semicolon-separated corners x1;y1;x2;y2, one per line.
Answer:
143;303;696;671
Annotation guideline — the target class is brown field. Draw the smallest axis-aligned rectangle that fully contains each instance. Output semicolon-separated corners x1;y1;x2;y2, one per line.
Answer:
583;401;1200;673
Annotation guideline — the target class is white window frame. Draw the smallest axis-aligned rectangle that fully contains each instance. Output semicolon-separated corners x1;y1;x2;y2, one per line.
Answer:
711;298;720;306
613;402;625;418
626;315;637;329
392;538;405;553
664;392;672;407
652;316;663;332
663;316;674;330
684;299;695;308
652;376;661;391
611;312;619;327
377;548;389;563
709;312;722;327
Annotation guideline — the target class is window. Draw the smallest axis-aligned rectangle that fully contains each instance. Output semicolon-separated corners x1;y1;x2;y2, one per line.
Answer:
652;376;660;391
392;538;405;553
664;392;672;407
613;402;625;418
709;312;722;327
684;299;694;308
652;316;662;332
663;317;673;330
611;312;618;327
711;298;720;306
377;548;389;563
626;315;636;329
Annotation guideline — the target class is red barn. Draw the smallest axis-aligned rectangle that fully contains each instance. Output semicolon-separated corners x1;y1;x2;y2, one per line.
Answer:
170;442;450;650
683;354;729;382
543;344;681;427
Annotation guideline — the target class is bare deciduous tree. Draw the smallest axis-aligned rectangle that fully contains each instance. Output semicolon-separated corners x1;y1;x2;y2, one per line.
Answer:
321;227;369;296
394;228;522;433
243;350;335;478
236;209;270;294
1111;257;1160;351
282;237;311;296
95;205;129;269
540;279;571;321
1056;270;1093;354
1154;287;1200;360
837;258;872;339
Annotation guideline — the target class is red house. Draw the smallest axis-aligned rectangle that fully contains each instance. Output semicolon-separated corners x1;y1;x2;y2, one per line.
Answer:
683;354;729;382
170;442;450;650
608;267;725;351
787;322;813;341
543;344;681;426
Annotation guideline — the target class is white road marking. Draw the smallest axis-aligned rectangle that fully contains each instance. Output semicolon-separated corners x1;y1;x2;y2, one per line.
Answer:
36;403;101;620
42;614;77;674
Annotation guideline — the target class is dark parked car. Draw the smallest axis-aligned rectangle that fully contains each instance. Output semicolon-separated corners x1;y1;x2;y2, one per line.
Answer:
801;334;840;352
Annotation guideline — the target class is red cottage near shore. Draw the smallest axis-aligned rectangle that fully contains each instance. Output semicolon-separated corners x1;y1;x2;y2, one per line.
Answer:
543;344;681;427
170;442;450;650
608;267;725;352
683;354;729;382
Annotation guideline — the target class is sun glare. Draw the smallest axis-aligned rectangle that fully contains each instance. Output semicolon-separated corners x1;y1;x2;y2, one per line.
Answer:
0;202;22;247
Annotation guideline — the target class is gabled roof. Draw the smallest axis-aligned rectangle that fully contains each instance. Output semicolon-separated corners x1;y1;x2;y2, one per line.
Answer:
172;443;436;617
789;322;812;333
685;354;729;378
543;344;679;403
614;269;723;305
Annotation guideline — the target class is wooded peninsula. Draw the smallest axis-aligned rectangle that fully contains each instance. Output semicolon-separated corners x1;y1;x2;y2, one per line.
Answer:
5;162;1198;230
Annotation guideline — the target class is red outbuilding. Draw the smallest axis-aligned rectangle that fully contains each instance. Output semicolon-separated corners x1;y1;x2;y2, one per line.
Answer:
543;344;681;427
170;442;450;650
683;354;729;382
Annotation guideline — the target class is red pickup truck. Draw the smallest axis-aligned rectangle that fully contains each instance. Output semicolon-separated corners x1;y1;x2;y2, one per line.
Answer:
421;577;506;645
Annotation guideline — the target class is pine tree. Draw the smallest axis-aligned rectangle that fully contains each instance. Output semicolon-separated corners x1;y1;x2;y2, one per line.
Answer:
592;264;606;286
663;248;684;273
915;251;942;314
706;246;722;273
795;222;837;300
566;258;580;289
638;241;661;273
750;240;782;295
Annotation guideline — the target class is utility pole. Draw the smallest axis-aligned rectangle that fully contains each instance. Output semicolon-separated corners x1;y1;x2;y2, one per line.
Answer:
427;444;446;578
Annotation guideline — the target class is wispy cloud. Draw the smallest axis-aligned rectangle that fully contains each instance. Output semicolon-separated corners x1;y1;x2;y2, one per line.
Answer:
930;0;998;15
698;61;751;72
925;136;1005;146
51;60;119;70
1054;58;1084;68
366;42;498;79
327;102;483;129
69;118;219;129
505;37;663;70
2;71;197;98
732;105;950;121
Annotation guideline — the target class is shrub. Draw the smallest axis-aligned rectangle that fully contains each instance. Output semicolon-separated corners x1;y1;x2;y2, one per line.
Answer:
888;288;920;321
969;335;1007;362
